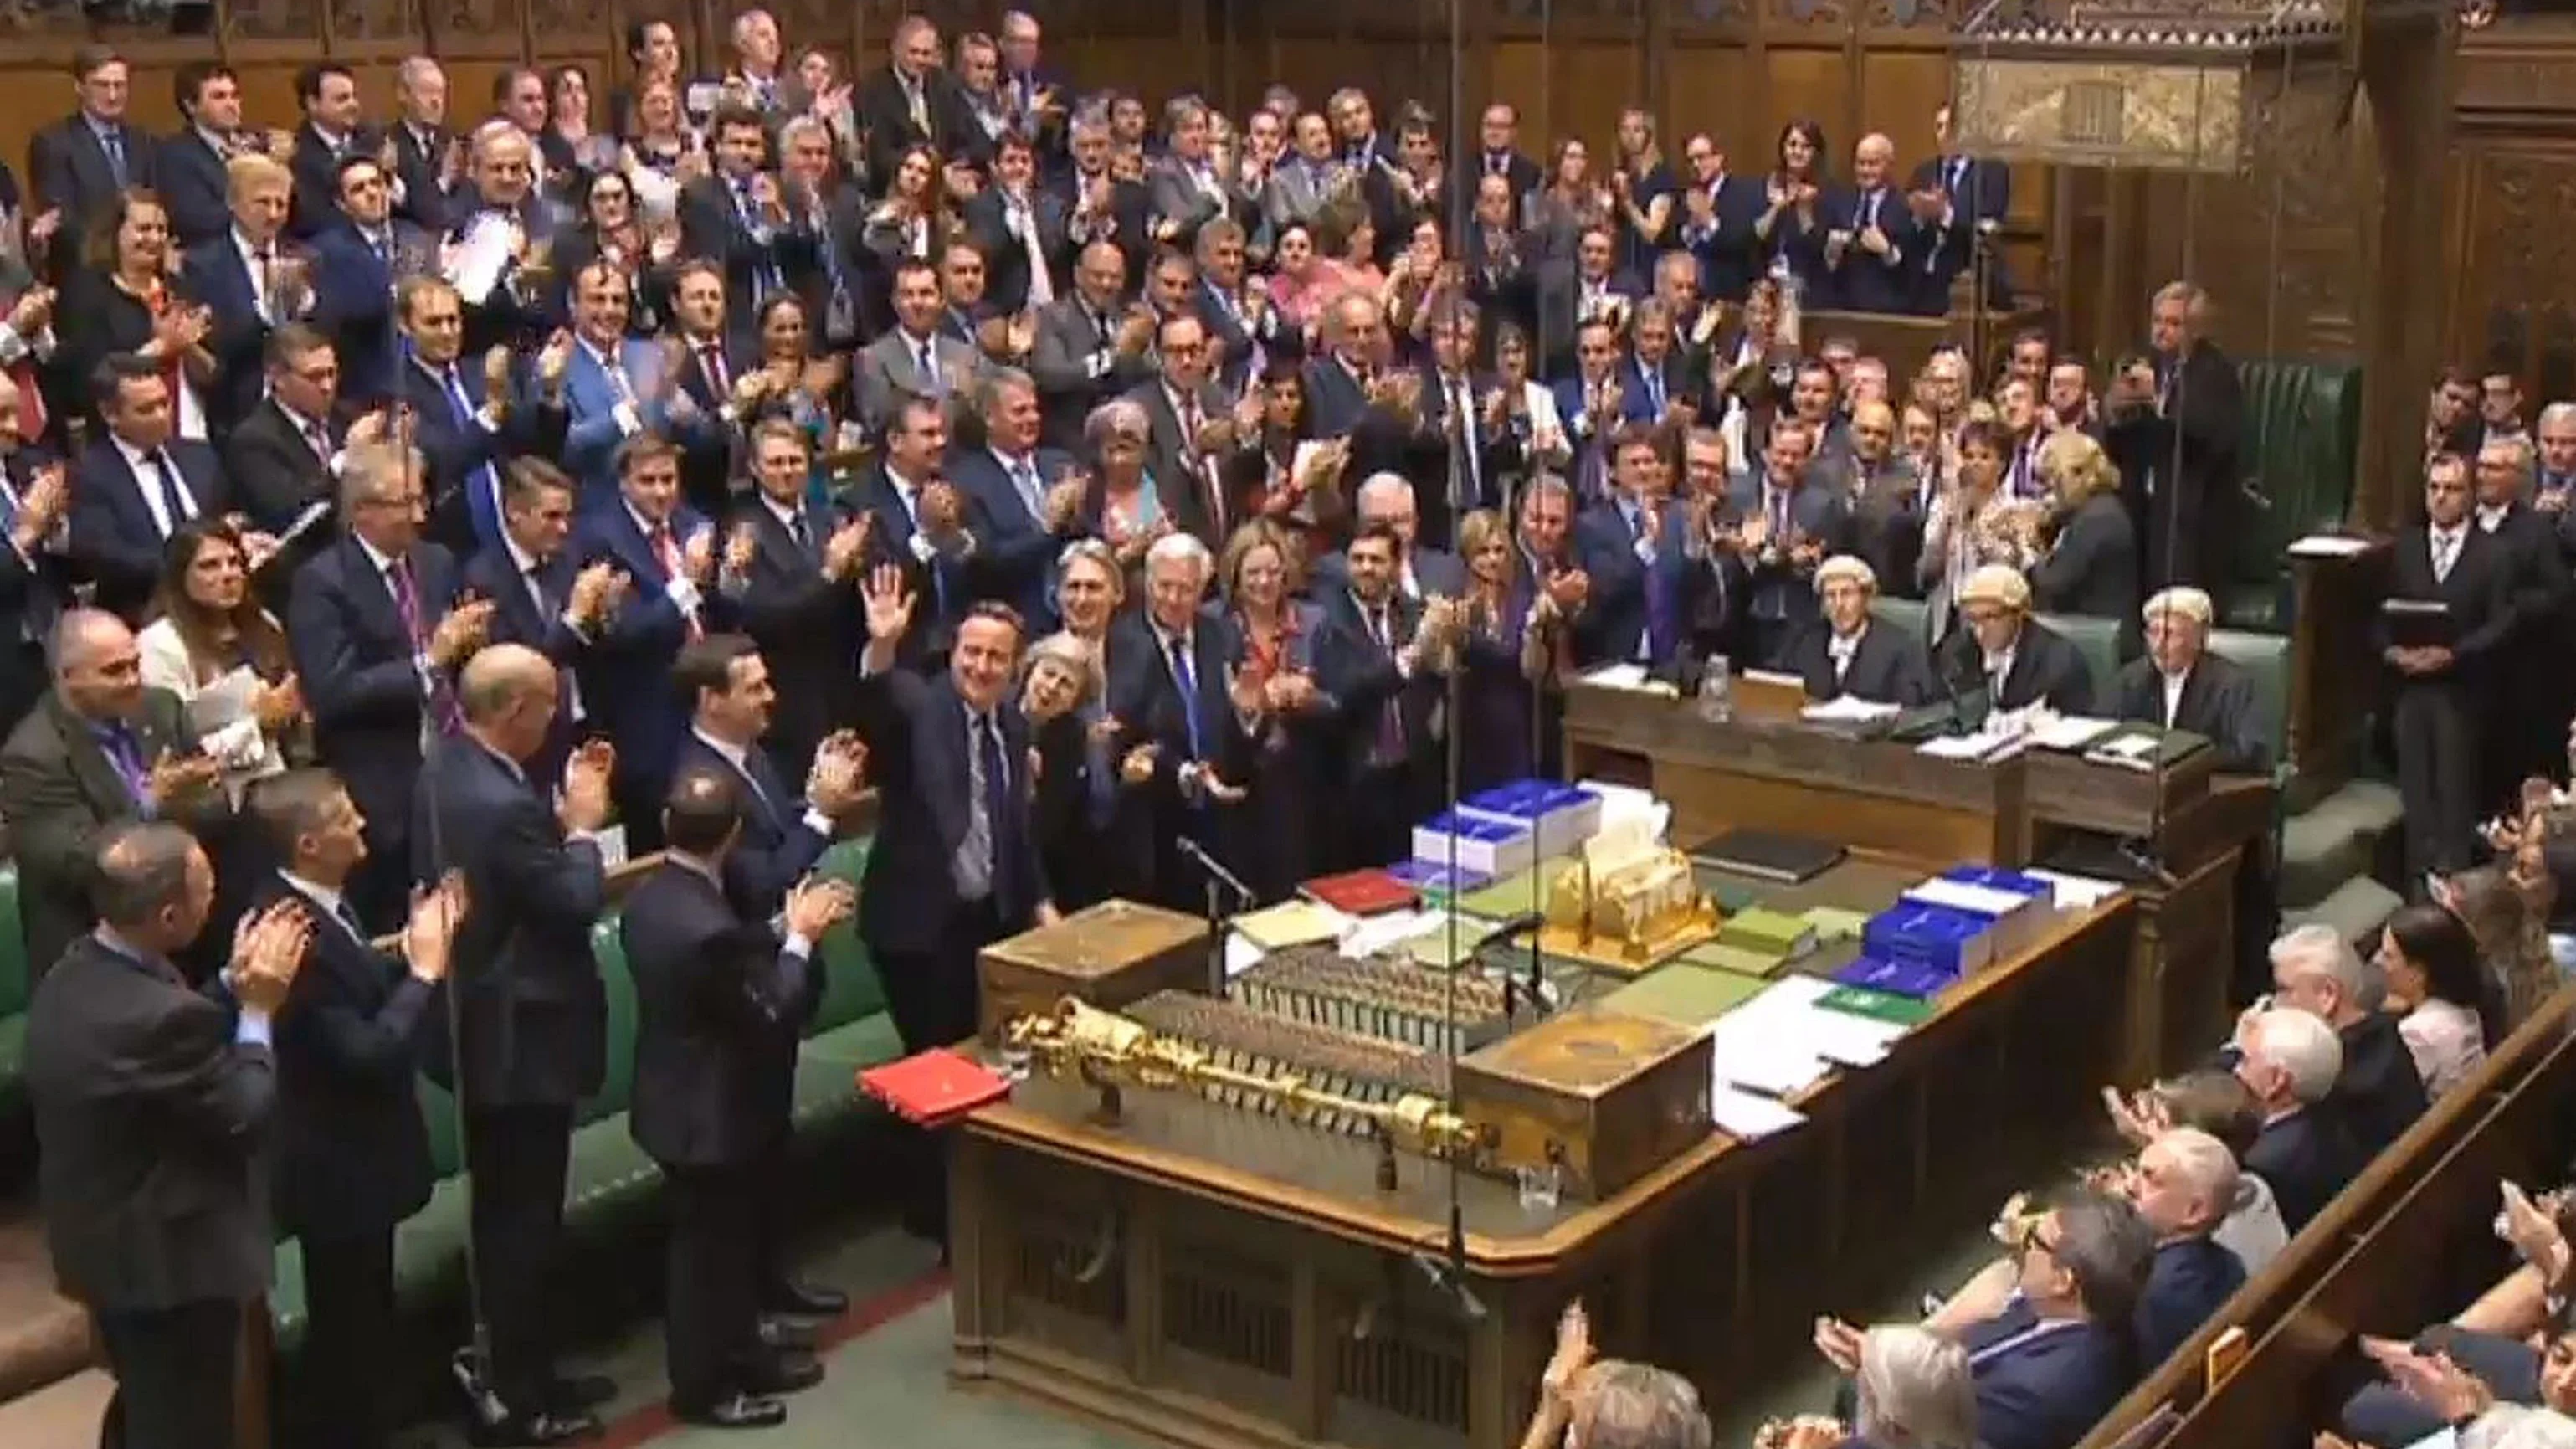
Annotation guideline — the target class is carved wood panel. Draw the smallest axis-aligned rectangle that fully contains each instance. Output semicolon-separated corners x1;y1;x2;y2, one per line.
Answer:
2454;147;2576;389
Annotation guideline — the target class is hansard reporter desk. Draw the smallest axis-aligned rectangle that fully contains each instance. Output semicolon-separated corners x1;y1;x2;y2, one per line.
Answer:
949;873;2135;1449
1559;681;2276;1085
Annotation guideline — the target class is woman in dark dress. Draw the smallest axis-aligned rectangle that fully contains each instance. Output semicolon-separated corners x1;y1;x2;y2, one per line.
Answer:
1217;520;1331;902
1755;118;1831;303
1450;506;1559;794
1020;629;1138;912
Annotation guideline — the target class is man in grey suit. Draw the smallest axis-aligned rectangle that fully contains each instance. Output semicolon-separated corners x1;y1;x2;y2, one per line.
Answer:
1121;311;1238;547
855;257;985;435
1261;110;1345;234
1721;422;1857;668
1029;241;1156;451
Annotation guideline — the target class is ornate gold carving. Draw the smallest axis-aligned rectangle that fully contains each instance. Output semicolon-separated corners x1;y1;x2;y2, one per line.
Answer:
1954;59;2245;171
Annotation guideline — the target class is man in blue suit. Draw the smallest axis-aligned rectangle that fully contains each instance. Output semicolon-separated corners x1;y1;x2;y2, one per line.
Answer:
28;47;157;250
2126;1128;2250;1367
286;440;490;930
561;261;701;509
307;153;432;408
669;633;870;923
394;276;568;556
1823;1190;2151;1449
1820;134;1929;316
1573;426;1701;672
950;369;1079;629
841;394;972;673
181;152;310;429
1720;419;1855;669
157;62;244;251
719;422;865;783
1675;131;1769;304
461;459;617;793
573;434;726;852
68;357;230;623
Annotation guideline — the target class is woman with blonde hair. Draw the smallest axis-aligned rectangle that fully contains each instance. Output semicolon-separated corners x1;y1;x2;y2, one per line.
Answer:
2436;862;2558;1033
2029;427;2143;653
1219;521;1330;899
1021;629;1137;909
1453;506;1561;794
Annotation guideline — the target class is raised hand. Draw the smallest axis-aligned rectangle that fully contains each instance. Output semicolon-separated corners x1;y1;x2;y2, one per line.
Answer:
484;344;513;398
1119;742;1160;785
429;597;495;668
860;563;916;643
807;732;869;814
561;740;614;833
12;463;67;547
823;515;869;580
785;876;856;940
568;560;623;627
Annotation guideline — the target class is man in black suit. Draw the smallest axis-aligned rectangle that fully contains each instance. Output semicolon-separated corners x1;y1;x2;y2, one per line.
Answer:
1675;131;1768;305
418;644;616;1446
967;132;1074;319
397;277;567;556
254;769;457;1449
158;62;245;251
0;427;70;740
387;57;459;236
1783;555;1937;706
951;368;1080;629
1460;102;1542;213
224;324;346;537
665;260;753;522
855;14;988;194
844;395;972;672
69;357;230;623
0;610;230;986
2470;436;2573;811
680;106;816;318
1106;533;1250;908
670;631;873;922
1911;104;2013;307
29;47;157;253
2382;453;2516;882
2234;1006;2356;1232
853;568;1055;1241
1315;522;1451;870
290;443;491;930
27;822;310;1449
721;424;865;783
2112;586;2271;773
287;63;373;241
1310;474;1471;604
2267;923;2427;1161
1938;564;2097;716
1026;242;1154;451
1122;311;1235;548
625;770;850;1429
2105;282;2244;593
463;460;618;793
1821;134;1927;316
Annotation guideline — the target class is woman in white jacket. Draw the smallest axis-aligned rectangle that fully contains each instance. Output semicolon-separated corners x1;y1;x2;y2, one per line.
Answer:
135;521;301;802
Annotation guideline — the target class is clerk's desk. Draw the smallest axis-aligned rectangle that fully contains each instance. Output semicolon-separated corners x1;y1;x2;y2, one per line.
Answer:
1560;676;2275;1082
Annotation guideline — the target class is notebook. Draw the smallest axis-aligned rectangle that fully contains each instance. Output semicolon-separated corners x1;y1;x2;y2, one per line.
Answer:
1298;869;1419;917
859;1049;1010;1126
1687;830;1846;885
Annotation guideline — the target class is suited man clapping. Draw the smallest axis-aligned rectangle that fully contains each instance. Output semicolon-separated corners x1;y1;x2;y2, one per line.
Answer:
28;825;311;1449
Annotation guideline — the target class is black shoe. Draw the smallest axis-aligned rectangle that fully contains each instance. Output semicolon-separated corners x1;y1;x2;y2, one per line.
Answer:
740;1349;826;1396
758;1316;818;1353
761;1277;848;1318
671;1392;788;1430
464;1409;603;1446
546;1373;616;1412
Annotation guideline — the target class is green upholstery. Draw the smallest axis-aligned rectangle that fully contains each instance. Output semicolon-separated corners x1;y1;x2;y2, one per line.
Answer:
1869;596;1931;645
2206;629;2292;775
2224;360;2363;632
2035;614;2122;707
418;1078;464;1179
809;839;886;1032
578;917;638;1128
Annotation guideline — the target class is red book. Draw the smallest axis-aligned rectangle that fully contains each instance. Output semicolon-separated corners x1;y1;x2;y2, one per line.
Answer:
858;1049;1010;1127
1298;869;1420;917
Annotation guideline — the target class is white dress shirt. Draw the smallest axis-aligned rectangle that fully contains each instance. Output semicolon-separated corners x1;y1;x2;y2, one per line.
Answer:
110;433;198;537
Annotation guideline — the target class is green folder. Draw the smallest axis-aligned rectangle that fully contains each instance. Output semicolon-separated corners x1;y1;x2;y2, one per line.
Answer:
1801;907;1871;944
1598;963;1767;1027
1676;941;1789;979
1456;867;1551;922
1691;871;1768;915
1819;985;1935;1027
1720;907;1816;958
1404;916;1501;968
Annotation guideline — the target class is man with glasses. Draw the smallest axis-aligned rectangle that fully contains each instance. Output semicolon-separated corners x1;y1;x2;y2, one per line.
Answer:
224;323;348;539
310;152;429;406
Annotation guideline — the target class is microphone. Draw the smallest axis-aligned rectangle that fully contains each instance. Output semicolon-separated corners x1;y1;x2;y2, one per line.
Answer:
1176;834;1252;906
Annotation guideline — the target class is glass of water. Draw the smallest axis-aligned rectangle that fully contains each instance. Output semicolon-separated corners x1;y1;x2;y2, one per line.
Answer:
1696;655;1734;724
997;1038;1033;1085
1516;1160;1564;1212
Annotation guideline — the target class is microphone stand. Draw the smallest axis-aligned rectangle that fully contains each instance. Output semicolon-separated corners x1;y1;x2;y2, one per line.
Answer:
1176;833;1251;996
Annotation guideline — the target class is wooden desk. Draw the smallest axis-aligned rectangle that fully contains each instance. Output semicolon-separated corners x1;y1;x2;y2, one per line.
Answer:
950;876;2136;1449
2286;541;2389;809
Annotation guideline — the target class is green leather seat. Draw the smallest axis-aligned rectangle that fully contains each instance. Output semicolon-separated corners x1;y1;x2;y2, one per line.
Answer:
566;916;660;1229
2205;628;2291;774
0;866;26;1107
2224;361;2363;633
1869;596;1930;645
2034;614;2121;707
808;838;886;1032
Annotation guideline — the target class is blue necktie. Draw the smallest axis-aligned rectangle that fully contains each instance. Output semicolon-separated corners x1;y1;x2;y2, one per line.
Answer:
442;367;502;547
100;724;151;814
1167;634;1203;758
1638;516;1673;662
978;718;1019;917
737;183;783;300
100;126;127;187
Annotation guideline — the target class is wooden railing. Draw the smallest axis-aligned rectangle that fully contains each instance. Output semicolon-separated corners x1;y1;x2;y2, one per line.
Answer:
2076;985;2576;1449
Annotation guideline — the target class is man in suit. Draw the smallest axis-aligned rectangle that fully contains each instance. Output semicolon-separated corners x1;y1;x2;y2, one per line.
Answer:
1821;134;1927;315
224;324;346;536
1410;305;1510;546
1782;555;1937;706
463;459;617;792
853;568;1055;1242
2470;435;2573;811
855;14;988;193
1461;102;1542;213
69;357;230;623
1942;564;2096;716
158;62;245;251
286;63;373;241
0;609;230;984
1057;113;1155;284
288;442;490;930
625;769;849;1429
254;769;457;1449
1573;428;1701;674
1261;112;1346;238
0;409;70;740
1027;241;1155;450
27;822;309;1449
2235;1006;2356;1232
29;47;157;251
2122;1128;2250;1366
1121;311;1234;547
1536;227;1642;382
418;644;617;1445
709;8;808;119
2105;282;2243;593
387;56;460;237
1146;97;1239;248
664;260;755;522
720;424;865;784
1553;319;1634;502
967;131;1072;318
447;124;557;359
857;258;986;435
308;153;431;408
680;106;816;317
1106;533;1250;908
1675;131;1768;305
2113;586;2271;773
182;152;312;429
844;395;972;672
576;434;725;849
2382;453;2515;881
1717;420;1854;668
1315;522;1450;869
562;263;695;507
952;368;1080;629
1193;218;1282;397
1311;475;1470;604
2268;923;2428;1161
1847;400;1930;596
399;277;569;555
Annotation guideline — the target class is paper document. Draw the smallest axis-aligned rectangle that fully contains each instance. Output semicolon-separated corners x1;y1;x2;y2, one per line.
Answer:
1223;932;1265;979
1709;1082;1807;1139
2029;715;2119;752
1233;899;1349;950
1801;695;1902;725
1341;908;1436;958
2023;868;2123;911
446;213;516;305
2287;533;2373;558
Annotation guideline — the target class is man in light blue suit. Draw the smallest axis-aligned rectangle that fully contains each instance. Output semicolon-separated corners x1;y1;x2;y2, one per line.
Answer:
559;259;721;511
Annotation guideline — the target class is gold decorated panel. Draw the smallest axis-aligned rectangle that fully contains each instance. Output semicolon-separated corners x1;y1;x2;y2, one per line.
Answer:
1954;59;2245;172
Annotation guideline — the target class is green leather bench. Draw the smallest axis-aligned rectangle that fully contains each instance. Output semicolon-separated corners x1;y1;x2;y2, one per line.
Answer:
0;866;25;1121
2223;360;2363;634
269;836;905;1351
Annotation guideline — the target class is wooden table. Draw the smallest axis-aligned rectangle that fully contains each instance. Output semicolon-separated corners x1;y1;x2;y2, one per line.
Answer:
949;871;2137;1449
1561;681;2273;1081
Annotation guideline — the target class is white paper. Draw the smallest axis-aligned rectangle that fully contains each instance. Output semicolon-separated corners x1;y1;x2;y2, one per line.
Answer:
2287;533;2372;558
1709;1082;1807;1139
446;213;515;305
1223;931;1265;979
2029;714;2119;752
1341;908;1437;958
1581;663;1652;690
1801;695;1902;725
1902;878;2036;919
1741;668;1805;691
2022;867;2123;911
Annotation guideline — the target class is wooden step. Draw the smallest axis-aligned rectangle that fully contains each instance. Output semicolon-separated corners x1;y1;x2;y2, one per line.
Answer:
0;1368;109;1447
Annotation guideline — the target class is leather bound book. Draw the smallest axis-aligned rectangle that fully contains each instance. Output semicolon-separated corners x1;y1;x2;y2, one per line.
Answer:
1686;830;1847;885
1298;869;1420;917
859;1049;1010;1126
